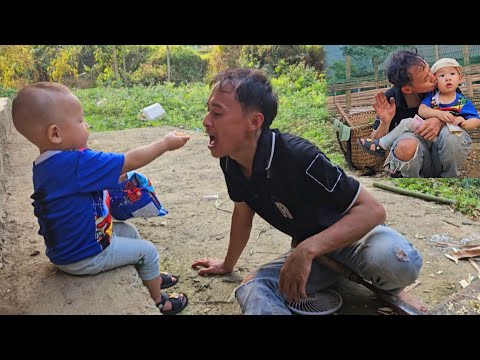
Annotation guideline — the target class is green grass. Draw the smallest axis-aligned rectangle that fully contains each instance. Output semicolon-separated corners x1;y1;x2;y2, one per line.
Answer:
75;83;210;132
388;178;480;219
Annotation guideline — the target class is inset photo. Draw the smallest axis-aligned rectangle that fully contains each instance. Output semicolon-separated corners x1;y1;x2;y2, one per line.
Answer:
327;45;479;178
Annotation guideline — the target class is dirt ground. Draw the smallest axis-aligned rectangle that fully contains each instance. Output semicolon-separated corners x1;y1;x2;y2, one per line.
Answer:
1;126;479;315
460;142;480;178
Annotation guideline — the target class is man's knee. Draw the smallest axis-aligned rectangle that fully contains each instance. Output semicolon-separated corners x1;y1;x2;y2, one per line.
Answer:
393;138;418;161
360;227;423;290
368;243;422;290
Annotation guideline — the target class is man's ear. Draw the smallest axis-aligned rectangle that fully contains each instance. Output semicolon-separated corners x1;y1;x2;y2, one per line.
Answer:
249;112;265;131
401;84;413;95
47;124;62;144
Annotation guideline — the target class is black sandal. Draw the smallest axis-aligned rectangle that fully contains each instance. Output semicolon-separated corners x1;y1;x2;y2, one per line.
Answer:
156;292;188;315
357;138;386;157
160;271;179;289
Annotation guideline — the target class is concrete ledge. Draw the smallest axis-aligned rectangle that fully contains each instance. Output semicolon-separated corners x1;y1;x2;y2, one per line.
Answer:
26;265;159;315
0;98;13;227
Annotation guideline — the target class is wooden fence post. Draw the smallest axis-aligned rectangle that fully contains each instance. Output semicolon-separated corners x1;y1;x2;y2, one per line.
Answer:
346;55;351;112
463;45;473;98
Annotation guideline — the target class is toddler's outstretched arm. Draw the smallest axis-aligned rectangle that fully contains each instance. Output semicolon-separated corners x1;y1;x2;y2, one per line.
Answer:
122;131;190;174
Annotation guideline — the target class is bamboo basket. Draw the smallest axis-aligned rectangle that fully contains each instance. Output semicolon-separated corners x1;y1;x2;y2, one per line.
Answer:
334;104;388;172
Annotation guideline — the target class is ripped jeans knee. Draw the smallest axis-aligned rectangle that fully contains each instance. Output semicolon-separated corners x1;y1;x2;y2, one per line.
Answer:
330;225;423;294
386;132;431;177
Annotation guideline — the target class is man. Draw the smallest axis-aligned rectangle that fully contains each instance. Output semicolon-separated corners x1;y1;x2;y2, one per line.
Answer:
370;49;472;177
191;68;422;315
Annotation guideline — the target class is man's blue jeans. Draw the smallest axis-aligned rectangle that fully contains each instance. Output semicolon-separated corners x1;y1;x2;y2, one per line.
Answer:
385;124;472;177
235;225;422;315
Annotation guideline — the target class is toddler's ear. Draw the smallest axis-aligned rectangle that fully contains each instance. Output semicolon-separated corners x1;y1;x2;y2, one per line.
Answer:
47;124;62;144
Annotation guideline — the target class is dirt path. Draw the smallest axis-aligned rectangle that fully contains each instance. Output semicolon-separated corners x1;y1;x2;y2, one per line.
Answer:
1;126;479;315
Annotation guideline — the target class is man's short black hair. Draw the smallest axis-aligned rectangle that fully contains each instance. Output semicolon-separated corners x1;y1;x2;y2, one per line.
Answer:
387;49;427;88
211;68;278;128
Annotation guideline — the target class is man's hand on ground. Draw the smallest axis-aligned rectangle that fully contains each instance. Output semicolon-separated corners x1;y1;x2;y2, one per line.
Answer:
191;257;231;276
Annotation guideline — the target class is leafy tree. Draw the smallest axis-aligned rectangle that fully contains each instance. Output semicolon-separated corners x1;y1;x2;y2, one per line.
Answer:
341;45;409;69
327;60;360;82
135;46;206;85
0;45;35;88
48;46;81;83
33;45;91;85
239;45;325;74
122;46;151;72
207;45;244;78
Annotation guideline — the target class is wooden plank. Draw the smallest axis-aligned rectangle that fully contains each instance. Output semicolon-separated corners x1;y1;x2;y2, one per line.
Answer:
429;278;480;315
329;79;390;92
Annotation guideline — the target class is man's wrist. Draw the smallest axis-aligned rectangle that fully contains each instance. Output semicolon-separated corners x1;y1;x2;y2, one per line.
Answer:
223;259;235;272
296;242;318;262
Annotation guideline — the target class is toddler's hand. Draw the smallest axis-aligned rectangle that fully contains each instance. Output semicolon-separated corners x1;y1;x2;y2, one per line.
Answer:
163;130;190;151
436;111;455;124
453;116;466;127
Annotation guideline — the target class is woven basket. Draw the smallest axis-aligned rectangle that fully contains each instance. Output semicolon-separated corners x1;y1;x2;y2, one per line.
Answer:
334;104;388;172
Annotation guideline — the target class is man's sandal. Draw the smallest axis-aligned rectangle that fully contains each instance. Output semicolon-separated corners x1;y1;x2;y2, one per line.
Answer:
357;138;386;157
156;292;188;315
160;271;179;289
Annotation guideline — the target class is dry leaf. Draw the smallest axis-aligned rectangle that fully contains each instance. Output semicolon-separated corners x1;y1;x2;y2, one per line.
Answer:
404;280;421;293
453;246;480;259
445;253;459;264
468;258;480;273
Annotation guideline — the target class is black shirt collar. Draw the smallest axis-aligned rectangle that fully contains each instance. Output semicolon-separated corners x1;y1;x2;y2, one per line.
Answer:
226;128;275;178
252;128;274;177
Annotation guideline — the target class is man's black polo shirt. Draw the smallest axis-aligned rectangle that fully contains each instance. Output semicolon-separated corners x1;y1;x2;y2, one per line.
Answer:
220;128;361;244
372;87;426;132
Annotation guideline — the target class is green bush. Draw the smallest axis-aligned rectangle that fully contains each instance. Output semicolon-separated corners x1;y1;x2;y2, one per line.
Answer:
133;46;207;85
206;45;243;82
131;63;167;86
240;45;325;74
0;85;16;98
